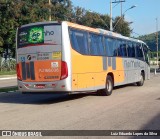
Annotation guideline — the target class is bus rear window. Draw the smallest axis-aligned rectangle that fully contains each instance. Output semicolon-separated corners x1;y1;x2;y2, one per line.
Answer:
17;24;62;48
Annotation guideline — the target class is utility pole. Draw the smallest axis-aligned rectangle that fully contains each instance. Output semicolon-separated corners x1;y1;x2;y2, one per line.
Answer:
49;0;51;21
156;18;159;66
110;0;113;31
113;5;136;31
121;2;123;17
110;0;126;31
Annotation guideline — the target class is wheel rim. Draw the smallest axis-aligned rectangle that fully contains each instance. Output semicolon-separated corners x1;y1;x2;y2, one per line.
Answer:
107;80;112;92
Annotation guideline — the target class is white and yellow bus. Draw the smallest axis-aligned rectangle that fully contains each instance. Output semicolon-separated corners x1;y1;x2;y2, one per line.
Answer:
16;21;150;95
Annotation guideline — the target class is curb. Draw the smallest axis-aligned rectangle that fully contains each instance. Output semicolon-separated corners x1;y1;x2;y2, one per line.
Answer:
0;77;17;80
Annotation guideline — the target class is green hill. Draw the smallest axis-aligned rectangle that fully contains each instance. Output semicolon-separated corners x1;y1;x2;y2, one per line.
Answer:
137;32;160;51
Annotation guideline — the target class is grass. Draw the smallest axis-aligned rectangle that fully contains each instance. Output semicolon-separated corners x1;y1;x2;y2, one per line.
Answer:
0;86;18;93
0;70;16;75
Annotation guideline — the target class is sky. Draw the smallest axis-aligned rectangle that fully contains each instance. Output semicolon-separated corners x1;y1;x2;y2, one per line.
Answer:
71;0;160;37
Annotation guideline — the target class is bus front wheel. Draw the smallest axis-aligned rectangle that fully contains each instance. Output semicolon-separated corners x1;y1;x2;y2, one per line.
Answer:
136;72;144;86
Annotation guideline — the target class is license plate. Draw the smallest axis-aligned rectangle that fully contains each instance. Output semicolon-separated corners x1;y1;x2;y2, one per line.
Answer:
35;84;46;89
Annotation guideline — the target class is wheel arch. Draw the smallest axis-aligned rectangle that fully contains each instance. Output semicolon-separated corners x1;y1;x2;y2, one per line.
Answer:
141;70;145;80
107;72;114;87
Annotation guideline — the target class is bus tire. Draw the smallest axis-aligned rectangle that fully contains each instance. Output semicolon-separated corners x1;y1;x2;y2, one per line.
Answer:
101;75;113;96
137;72;144;86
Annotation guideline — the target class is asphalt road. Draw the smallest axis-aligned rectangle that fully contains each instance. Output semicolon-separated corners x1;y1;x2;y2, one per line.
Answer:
0;74;160;138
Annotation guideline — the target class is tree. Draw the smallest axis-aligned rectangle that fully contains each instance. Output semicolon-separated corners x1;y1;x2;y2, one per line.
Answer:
100;14;110;30
51;0;72;21
72;6;85;23
0;0;50;57
113;16;131;37
0;0;17;56
80;11;110;31
0;0;131;58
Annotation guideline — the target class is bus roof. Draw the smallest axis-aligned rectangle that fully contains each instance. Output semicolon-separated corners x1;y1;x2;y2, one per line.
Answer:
19;21;61;28
18;21;149;49
65;21;146;44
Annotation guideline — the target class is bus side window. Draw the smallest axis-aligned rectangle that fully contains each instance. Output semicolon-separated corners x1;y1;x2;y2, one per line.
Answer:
124;41;128;57
104;37;113;56
131;43;136;58
104;37;109;56
120;41;127;57
105;37;119;57
89;33;104;56
128;41;135;57
118;40;124;57
143;44;150;65
89;34;98;55
69;29;89;55
113;39;118;56
117;39;122;57
70;30;80;52
135;43;144;60
98;36;104;55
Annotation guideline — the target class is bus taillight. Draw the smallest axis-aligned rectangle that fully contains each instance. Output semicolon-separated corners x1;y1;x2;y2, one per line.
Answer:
16;64;22;80
60;61;68;80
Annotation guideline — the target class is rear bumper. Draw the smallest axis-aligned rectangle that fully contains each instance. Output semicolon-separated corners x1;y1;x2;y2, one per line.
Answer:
22;91;69;94
17;76;71;93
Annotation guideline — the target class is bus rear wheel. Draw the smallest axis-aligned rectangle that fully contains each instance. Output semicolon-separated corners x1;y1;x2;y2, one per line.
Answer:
101;75;113;96
136;72;144;86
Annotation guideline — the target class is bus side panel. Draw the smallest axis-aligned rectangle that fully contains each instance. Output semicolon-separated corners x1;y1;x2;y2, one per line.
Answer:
70;47;150;90
71;50;127;91
77;73;94;90
145;63;150;80
104;57;125;87
72;74;78;90
114;57;125;84
71;50;106;91
94;72;106;89
121;58;147;85
71;50;150;90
